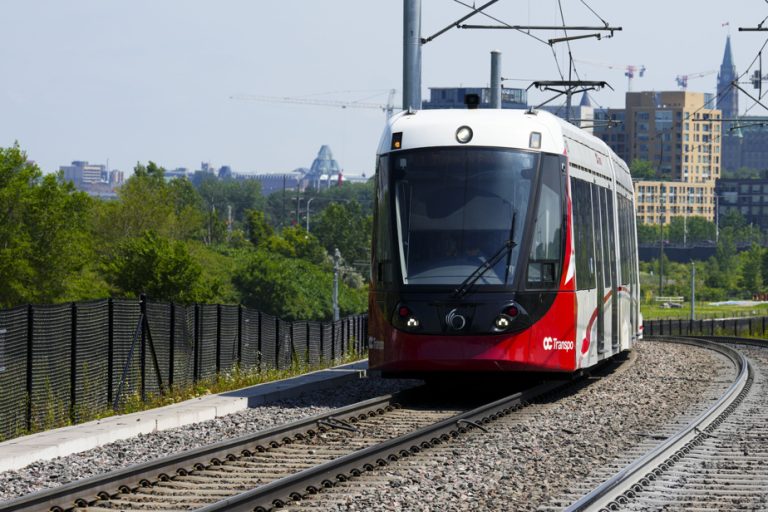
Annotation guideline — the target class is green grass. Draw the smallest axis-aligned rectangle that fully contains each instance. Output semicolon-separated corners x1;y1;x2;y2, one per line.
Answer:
10;350;366;441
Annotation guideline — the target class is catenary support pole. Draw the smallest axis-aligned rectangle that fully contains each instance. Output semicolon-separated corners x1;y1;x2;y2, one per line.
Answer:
403;0;422;110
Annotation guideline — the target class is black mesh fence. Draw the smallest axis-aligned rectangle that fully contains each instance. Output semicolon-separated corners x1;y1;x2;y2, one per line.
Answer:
292;322;309;366
644;316;768;338
173;304;196;389
0;296;367;441
322;323;334;361
278;320;292;370
219;306;240;374
198;305;218;380
308;322;322;365
73;300;110;422
260;314;278;371
0;306;29;440
241;309;260;371
112;299;142;409
333;321;343;359
29;304;71;430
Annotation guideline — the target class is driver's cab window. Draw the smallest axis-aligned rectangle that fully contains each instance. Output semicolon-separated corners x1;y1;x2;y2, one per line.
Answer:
527;154;564;288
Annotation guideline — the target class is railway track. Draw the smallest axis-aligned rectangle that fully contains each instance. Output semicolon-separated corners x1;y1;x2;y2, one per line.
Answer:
1;370;594;512
564;336;768;512
12;337;756;512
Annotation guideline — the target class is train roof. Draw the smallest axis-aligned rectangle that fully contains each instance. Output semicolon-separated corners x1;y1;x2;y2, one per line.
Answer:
379;108;632;192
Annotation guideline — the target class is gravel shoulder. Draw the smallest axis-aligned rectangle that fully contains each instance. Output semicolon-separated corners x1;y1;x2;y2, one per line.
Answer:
285;341;737;511
0;377;420;502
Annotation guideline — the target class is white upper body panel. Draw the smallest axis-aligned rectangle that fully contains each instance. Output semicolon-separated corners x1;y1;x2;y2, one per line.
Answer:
378;108;631;192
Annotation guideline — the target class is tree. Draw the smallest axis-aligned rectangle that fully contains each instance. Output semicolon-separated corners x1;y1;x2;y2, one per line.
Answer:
636;221;660;244
0;144;94;307
234;250;366;321
313;200;372;268
108;231;210;303
740;243;763;296
196;174;264;244
92;161;208;266
665;216;716;244
629;159;657;180
266;225;328;266
245;210;274;247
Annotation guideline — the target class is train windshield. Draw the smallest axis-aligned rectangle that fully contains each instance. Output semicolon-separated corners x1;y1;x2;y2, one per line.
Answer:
393;147;539;286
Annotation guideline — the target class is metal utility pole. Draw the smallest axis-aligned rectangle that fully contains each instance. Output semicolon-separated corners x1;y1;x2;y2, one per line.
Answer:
306;197;315;232
332;248;341;321
659;220;664;297
403;0;422;110
490;50;502;108
690;261;696;322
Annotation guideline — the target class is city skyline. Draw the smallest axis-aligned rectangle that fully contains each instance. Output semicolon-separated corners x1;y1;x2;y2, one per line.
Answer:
1;1;765;176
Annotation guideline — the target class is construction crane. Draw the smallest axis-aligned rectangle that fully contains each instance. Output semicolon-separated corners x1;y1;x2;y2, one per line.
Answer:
573;59;647;92
675;70;717;89
231;89;398;118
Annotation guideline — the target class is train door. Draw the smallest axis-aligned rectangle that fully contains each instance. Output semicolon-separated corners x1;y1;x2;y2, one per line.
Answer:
591;184;606;354
606;191;619;351
598;186;614;354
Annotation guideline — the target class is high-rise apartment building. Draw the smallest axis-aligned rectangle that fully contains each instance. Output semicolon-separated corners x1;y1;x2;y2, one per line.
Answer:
625;91;721;183
596;91;721;225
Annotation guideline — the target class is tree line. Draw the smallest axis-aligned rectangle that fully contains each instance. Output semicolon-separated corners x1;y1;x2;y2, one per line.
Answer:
0;144;372;320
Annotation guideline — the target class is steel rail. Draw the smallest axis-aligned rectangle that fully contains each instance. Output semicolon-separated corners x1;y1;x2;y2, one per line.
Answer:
197;378;587;512
0;394;402;512
565;336;752;512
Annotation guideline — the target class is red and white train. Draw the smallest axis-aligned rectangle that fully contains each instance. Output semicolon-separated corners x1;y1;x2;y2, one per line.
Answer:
368;106;641;377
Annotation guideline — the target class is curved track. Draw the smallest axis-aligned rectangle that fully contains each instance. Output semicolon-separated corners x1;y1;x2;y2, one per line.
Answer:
567;336;768;512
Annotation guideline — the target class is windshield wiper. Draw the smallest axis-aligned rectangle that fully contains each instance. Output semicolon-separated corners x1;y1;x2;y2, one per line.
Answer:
453;212;517;299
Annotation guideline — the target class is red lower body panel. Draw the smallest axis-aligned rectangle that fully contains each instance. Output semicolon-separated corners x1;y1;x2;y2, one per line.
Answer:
369;292;577;374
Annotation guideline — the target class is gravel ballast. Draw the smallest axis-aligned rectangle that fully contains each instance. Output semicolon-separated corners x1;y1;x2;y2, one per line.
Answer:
0;340;737;509
283;340;738;511
0;376;419;502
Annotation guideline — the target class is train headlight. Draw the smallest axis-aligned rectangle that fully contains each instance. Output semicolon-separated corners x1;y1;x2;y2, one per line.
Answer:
395;304;421;330
495;316;510;330
456;126;473;144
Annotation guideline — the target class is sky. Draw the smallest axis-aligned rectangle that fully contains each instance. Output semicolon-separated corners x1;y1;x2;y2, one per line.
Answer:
1;1;766;177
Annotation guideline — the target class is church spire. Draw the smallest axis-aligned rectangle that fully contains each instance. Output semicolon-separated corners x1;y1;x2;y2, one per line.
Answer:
717;35;738;123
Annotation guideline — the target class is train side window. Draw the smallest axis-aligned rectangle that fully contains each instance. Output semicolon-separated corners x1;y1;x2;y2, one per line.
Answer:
571;178;595;290
374;157;394;283
600;187;613;288
591;183;605;290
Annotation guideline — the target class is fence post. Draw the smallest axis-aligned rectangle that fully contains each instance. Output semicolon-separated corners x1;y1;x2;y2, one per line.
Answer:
319;322;325;362
70;302;77;422
216;304;222;375
26;305;33;431
237;305;243;367
749;317;753;336
107;299;114;405
290;322;295;367
331;322;336;361
257;311;263;372
139;295;147;402
734;319;738;337
275;317;280;369
168;302;175;390
193;304;200;383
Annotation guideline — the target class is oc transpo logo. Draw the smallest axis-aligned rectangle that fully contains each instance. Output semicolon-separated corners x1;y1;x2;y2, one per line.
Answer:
543;336;574;351
445;309;467;331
